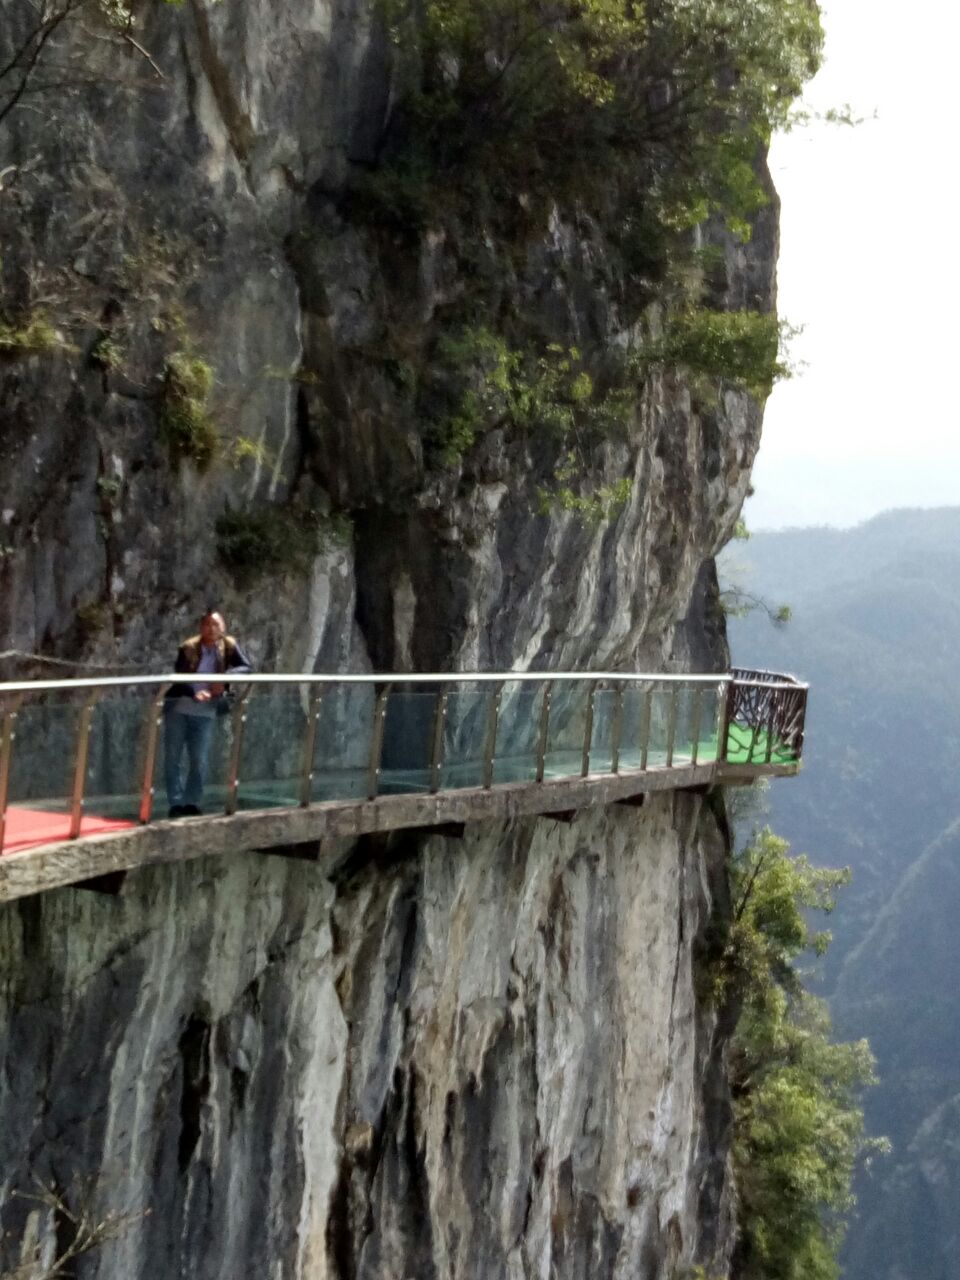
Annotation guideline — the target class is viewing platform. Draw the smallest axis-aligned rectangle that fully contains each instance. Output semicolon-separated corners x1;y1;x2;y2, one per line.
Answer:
0;668;806;903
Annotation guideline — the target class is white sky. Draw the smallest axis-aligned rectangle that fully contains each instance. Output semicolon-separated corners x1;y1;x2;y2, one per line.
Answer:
743;0;960;529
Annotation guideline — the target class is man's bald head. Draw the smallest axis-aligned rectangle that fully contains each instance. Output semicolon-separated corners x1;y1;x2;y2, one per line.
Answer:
200;611;225;645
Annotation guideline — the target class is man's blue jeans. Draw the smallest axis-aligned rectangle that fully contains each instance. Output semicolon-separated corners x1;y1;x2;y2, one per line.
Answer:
164;707;216;810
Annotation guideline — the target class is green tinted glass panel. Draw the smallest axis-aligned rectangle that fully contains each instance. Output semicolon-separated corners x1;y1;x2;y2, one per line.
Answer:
491;682;547;785
379;689;438;795
543;681;593;780
310;683;375;802
440;685;490;790
85;693;150;821
236;689;308;810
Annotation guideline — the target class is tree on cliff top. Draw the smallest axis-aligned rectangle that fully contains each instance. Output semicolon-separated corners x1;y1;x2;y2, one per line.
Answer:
374;0;823;234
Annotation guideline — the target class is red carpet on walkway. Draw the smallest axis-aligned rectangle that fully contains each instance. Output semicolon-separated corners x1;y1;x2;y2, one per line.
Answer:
2;807;137;855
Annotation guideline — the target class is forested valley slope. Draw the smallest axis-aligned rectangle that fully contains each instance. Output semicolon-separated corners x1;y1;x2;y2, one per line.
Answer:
724;506;960;1280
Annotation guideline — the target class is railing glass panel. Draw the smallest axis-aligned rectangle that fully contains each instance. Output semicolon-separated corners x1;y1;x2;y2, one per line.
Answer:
616;682;648;771
491;681;548;786
85;693;150;822
646;685;676;766
440;683;491;790
379;688;436;795
5;696;82;844
310;683;375;802
236;688;308;810
692;686;723;764
543;680;593;780
587;682;620;773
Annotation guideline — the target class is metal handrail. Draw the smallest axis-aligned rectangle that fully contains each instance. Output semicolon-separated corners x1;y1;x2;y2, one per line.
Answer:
0;670;746;695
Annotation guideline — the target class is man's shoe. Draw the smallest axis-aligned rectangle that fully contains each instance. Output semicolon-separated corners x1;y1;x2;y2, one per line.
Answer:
168;805;185;819
182;804;202;817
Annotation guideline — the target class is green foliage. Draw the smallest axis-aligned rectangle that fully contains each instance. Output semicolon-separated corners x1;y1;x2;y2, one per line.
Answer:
643;309;790;399
370;0;822;237
89;334;125;372
159;352;217;470
228;435;274;471
717;830;884;1280
0;313;68;356
425;326;635;520
216;504;351;586
720;586;792;627
74;601;109;645
537;458;632;523
427;327;632;462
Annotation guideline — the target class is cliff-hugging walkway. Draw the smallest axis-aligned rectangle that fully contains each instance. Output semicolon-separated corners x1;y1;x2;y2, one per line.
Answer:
0;668;805;902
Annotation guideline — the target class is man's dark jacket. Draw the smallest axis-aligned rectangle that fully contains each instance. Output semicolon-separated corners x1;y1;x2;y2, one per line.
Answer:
166;634;252;701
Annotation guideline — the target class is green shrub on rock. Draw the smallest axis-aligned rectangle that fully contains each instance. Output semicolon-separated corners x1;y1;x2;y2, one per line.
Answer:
159;352;217;470
216;504;351;586
0;313;68;355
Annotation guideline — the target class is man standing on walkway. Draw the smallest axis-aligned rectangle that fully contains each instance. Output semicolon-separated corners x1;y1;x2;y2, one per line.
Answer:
165;610;252;817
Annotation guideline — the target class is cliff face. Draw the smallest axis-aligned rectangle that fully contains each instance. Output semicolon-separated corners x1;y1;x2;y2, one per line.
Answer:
0;800;734;1279
0;0;773;676
0;2;777;1276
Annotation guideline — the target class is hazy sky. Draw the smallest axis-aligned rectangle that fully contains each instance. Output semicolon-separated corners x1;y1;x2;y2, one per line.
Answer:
743;0;960;530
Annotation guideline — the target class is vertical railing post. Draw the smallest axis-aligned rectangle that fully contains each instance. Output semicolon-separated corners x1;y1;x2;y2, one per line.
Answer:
69;690;101;839
140;684;171;824
639;685;652;771
719;678;735;764
0;694;23;854
764;690;777;764
225;687;253;816
534;680;554;784
367;684;392;801
610;681;624;774
429;685;449;794
665;684;678;768
580;680;598;778
482;681;504;790
299;686;324;807
689;686;703;767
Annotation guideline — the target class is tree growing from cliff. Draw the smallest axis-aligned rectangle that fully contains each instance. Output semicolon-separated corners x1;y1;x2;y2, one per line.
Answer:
0;0;181;131
0;1175;142;1280
714;829;885;1280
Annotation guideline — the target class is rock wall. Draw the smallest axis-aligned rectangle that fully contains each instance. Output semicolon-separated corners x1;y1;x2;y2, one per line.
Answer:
0;797;734;1279
0;2;778;1276
0;0;772;677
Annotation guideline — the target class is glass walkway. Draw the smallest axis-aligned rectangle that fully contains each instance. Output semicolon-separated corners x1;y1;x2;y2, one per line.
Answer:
0;669;807;858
